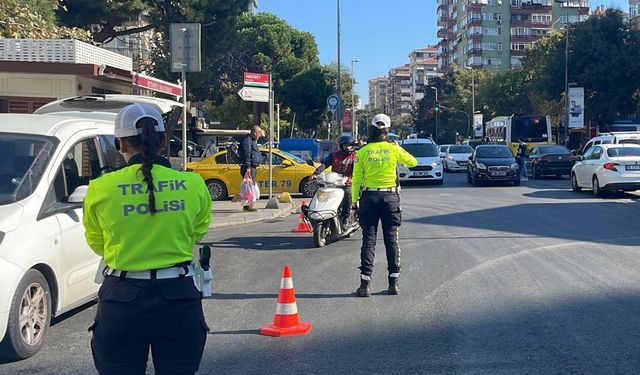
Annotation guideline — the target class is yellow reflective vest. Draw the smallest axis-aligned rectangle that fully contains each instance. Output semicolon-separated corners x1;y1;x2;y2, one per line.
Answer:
83;160;211;271
352;141;418;202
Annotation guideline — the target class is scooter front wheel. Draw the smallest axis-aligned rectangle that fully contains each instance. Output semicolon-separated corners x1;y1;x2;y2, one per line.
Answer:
313;221;328;247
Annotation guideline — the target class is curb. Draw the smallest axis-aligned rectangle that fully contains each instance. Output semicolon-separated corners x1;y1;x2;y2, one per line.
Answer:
209;202;297;229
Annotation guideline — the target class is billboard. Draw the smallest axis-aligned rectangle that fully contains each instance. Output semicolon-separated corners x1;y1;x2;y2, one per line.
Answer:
568;87;584;128
473;113;484;138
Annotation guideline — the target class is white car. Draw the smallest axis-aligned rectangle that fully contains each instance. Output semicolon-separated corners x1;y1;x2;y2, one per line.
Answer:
443;144;474;172
1;95;183;360
571;144;640;197
398;138;444;184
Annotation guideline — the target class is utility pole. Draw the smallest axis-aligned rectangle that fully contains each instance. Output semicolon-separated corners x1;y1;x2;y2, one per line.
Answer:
336;0;342;134
351;59;359;139
430;86;438;143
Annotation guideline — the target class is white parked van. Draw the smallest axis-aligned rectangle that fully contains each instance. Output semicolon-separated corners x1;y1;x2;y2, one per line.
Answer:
1;95;183;360
581;132;640;155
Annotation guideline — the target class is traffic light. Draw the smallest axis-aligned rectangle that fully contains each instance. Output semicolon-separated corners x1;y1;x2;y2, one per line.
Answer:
434;101;440;113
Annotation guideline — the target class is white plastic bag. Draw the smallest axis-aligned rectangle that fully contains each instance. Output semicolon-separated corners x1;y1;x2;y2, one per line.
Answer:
252;183;260;202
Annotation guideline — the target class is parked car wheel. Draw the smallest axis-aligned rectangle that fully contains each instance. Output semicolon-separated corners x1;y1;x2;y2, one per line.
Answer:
467;172;472;184
592;176;604;197
206;179;228;201
0;270;51;360
571;173;582;192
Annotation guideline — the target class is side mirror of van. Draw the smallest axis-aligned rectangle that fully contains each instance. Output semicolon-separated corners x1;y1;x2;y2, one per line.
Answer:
306;159;315;167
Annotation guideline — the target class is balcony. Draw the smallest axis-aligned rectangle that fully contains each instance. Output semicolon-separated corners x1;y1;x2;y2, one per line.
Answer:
437;28;448;38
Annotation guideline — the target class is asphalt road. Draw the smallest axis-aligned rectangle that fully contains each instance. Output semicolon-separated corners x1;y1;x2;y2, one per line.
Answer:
2;173;640;374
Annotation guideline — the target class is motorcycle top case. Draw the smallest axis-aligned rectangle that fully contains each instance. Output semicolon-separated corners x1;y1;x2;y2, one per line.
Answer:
307;187;344;221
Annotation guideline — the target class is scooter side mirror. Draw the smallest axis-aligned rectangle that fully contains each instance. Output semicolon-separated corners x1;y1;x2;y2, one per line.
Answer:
306;160;315;167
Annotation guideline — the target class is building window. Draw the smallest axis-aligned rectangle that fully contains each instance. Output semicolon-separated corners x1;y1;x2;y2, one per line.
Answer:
483;58;503;66
510;42;529;50
531;13;552;23
483;27;501;35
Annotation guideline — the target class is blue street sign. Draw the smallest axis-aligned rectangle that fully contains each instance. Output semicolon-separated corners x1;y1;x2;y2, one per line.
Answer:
327;95;340;111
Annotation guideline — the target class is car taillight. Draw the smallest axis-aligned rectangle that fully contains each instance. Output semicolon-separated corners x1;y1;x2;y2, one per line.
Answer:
603;162;619;172
540;155;550;161
569;155;577;161
186;168;193;172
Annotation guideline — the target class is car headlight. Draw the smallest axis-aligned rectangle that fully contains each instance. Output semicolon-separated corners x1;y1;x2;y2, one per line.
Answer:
510;163;519;170
476;162;487;170
431;161;441;167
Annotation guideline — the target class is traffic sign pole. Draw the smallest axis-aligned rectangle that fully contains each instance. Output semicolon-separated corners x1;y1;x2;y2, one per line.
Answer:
181;27;188;171
266;74;280;209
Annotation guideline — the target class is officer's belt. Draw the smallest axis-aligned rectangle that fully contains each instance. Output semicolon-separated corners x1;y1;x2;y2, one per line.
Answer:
104;264;195;280
362;187;398;192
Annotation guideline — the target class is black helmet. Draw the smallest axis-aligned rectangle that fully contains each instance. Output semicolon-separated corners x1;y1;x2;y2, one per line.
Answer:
339;135;354;146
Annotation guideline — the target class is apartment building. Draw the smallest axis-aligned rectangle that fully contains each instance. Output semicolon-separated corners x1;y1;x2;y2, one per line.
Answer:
408;46;442;106
388;65;412;118
632;0;640;29
437;0;589;72
368;76;390;111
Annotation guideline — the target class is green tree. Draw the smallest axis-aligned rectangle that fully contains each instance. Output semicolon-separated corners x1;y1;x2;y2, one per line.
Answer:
281;68;332;133
0;0;91;40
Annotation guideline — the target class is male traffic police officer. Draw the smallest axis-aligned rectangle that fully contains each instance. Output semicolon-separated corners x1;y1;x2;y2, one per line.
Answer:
83;103;212;374
351;114;417;297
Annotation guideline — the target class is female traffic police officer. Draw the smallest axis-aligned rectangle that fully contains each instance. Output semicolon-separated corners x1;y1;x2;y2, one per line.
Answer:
83;103;212;374
351;114;417;297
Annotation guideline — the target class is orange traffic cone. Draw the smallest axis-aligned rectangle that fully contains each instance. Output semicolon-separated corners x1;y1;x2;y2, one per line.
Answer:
260;265;312;337
292;200;313;233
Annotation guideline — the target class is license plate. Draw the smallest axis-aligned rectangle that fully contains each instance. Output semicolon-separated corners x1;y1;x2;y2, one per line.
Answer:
415;172;428;176
491;172;507;176
626;165;640;171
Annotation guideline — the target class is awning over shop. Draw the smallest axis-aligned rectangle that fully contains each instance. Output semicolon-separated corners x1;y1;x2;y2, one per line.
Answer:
131;72;182;99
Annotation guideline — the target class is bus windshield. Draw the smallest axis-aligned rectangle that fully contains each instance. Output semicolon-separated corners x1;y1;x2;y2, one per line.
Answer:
511;116;548;142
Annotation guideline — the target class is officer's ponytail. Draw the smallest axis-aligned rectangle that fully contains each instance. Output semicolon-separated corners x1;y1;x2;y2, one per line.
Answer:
121;118;164;215
137;117;163;215
367;125;388;143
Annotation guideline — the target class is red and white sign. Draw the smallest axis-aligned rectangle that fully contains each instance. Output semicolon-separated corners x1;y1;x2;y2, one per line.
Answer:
342;110;352;132
244;72;270;88
131;73;182;98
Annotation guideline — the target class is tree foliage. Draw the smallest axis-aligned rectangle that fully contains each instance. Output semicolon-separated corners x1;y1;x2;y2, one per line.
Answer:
0;0;91;41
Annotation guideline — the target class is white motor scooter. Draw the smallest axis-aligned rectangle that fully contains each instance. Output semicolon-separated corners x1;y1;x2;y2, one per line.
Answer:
303;172;359;247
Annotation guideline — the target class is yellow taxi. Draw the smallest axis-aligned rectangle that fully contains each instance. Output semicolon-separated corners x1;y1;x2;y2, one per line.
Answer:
186;148;320;200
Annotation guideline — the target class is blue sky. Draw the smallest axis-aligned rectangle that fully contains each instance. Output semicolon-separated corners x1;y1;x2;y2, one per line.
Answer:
258;0;629;106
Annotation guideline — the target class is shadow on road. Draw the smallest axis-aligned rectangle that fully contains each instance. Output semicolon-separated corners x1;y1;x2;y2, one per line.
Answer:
199;291;640;373
204;235;315;251
211;292;354;300
523;189;639;200
405;201;640;246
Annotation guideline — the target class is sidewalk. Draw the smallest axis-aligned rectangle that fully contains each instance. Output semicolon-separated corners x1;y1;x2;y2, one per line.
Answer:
209;197;307;229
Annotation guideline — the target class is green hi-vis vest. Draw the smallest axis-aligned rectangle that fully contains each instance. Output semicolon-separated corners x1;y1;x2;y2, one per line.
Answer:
83;164;211;272
352;141;418;202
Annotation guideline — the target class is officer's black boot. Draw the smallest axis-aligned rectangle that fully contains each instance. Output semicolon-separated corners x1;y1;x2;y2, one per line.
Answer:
356;277;371;297
388;276;399;295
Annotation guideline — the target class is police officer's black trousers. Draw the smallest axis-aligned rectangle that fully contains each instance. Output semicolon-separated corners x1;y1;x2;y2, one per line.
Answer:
358;191;402;277
89;276;208;375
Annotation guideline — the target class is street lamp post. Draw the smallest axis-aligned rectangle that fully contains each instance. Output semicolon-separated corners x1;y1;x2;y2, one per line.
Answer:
336;0;342;134
555;0;570;145
465;66;475;122
430;86;438;142
351;59;359;139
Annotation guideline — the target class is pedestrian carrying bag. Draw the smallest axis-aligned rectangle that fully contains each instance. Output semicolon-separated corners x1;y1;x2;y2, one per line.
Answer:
240;170;256;206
